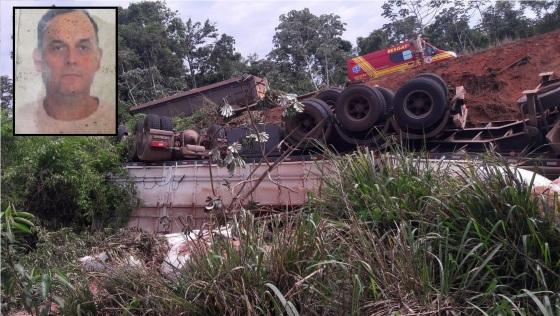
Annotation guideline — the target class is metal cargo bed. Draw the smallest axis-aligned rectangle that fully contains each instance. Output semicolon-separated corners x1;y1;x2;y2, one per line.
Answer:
122;159;324;233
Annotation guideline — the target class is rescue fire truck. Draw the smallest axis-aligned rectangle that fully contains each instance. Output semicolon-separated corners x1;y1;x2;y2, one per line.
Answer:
347;40;457;82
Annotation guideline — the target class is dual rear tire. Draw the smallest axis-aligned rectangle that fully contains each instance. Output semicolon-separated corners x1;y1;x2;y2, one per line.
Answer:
335;84;389;132
392;77;448;131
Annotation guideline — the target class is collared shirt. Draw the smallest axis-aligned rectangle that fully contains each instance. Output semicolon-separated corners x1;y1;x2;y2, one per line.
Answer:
15;97;115;134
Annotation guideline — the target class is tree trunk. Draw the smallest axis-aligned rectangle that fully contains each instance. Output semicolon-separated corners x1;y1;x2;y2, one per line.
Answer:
325;54;329;87
186;55;197;88
304;55;318;91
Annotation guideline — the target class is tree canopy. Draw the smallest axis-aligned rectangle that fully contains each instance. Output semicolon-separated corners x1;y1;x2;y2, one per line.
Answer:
359;0;559;57
268;8;352;93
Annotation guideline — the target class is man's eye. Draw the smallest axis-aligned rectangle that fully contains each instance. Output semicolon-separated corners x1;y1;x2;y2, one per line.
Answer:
51;45;65;51
79;44;91;51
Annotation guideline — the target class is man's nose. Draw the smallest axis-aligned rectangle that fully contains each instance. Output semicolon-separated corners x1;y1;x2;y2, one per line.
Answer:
65;47;79;65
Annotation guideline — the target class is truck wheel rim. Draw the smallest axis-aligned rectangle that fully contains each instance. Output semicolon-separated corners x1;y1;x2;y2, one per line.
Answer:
295;112;316;133
347;96;369;120
403;90;434;119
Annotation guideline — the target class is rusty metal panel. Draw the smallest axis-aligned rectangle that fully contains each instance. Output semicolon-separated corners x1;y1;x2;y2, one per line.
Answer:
129;75;268;117
124;160;324;233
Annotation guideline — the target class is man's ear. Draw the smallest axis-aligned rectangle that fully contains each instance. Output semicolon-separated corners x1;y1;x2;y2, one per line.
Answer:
33;49;43;72
95;48;102;70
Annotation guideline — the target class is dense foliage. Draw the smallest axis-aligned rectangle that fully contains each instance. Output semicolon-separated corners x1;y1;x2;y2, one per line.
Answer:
2;1;560;313
3;150;558;315
358;0;560;54
0;76;12;109
115;0;560;107
1;109;136;231
267;8;352;92
117;1;247;111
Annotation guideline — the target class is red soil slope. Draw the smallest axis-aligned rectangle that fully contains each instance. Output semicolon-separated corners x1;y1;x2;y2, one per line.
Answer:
364;30;560;124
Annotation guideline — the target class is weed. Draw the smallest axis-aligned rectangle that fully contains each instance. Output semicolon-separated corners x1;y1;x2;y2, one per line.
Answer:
6;149;560;315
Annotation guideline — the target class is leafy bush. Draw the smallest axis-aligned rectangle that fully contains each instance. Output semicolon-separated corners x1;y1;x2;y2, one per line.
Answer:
1;110;136;231
1;205;77;315
173;102;221;131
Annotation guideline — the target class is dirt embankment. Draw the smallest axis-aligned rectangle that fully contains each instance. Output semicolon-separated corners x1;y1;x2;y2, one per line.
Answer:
365;30;560;124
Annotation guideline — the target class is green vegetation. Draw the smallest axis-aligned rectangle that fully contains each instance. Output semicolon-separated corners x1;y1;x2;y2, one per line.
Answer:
114;0;560;106
173;102;221;131
1;109;136;230
2;1;560;313
359;0;560;55
3;149;558;315
1;205;80;315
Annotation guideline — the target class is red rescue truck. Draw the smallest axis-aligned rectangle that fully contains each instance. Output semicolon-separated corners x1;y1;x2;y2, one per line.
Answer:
347;40;457;82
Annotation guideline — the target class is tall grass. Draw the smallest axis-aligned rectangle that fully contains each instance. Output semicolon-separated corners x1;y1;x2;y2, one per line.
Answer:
316;147;457;224
7;149;559;315
315;149;560;314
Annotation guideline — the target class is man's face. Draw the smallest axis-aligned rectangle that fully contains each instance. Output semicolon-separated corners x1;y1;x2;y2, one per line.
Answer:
34;11;101;97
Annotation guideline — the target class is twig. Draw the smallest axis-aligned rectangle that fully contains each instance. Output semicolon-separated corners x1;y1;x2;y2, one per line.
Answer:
497;56;529;74
226;123;300;210
285;267;324;299
230;171;298;194
233;117;327;209
267;172;297;193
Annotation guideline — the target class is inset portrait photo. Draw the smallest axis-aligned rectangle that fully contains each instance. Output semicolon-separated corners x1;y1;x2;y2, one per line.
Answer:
13;7;117;135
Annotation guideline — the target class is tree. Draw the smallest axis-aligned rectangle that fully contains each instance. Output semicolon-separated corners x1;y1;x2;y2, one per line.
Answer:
200;34;247;85
118;2;186;77
268;9;350;93
521;1;560;33
382;16;422;44
356;16;421;56
521;0;558;19
424;7;488;52
357;29;391;56
1;76;13;110
314;15;353;86
243;54;279;81
117;1;189;106
382;0;451;33
480;1;533;44
182;18;218;88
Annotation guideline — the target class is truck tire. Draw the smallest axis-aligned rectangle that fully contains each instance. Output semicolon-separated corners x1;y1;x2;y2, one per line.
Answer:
373;86;395;116
285;98;332;143
316;87;343;109
393;77;448;130
145;114;161;130
160;116;173;131
315;97;335;142
416;73;448;99
335;84;385;132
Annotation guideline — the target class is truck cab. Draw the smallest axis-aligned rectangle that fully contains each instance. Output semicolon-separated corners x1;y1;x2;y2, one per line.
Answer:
347;41;457;82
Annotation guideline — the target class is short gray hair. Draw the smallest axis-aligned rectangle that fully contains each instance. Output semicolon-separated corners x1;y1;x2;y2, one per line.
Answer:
37;9;99;50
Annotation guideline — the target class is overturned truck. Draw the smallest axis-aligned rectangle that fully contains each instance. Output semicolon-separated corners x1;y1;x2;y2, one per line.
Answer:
123;72;560;233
